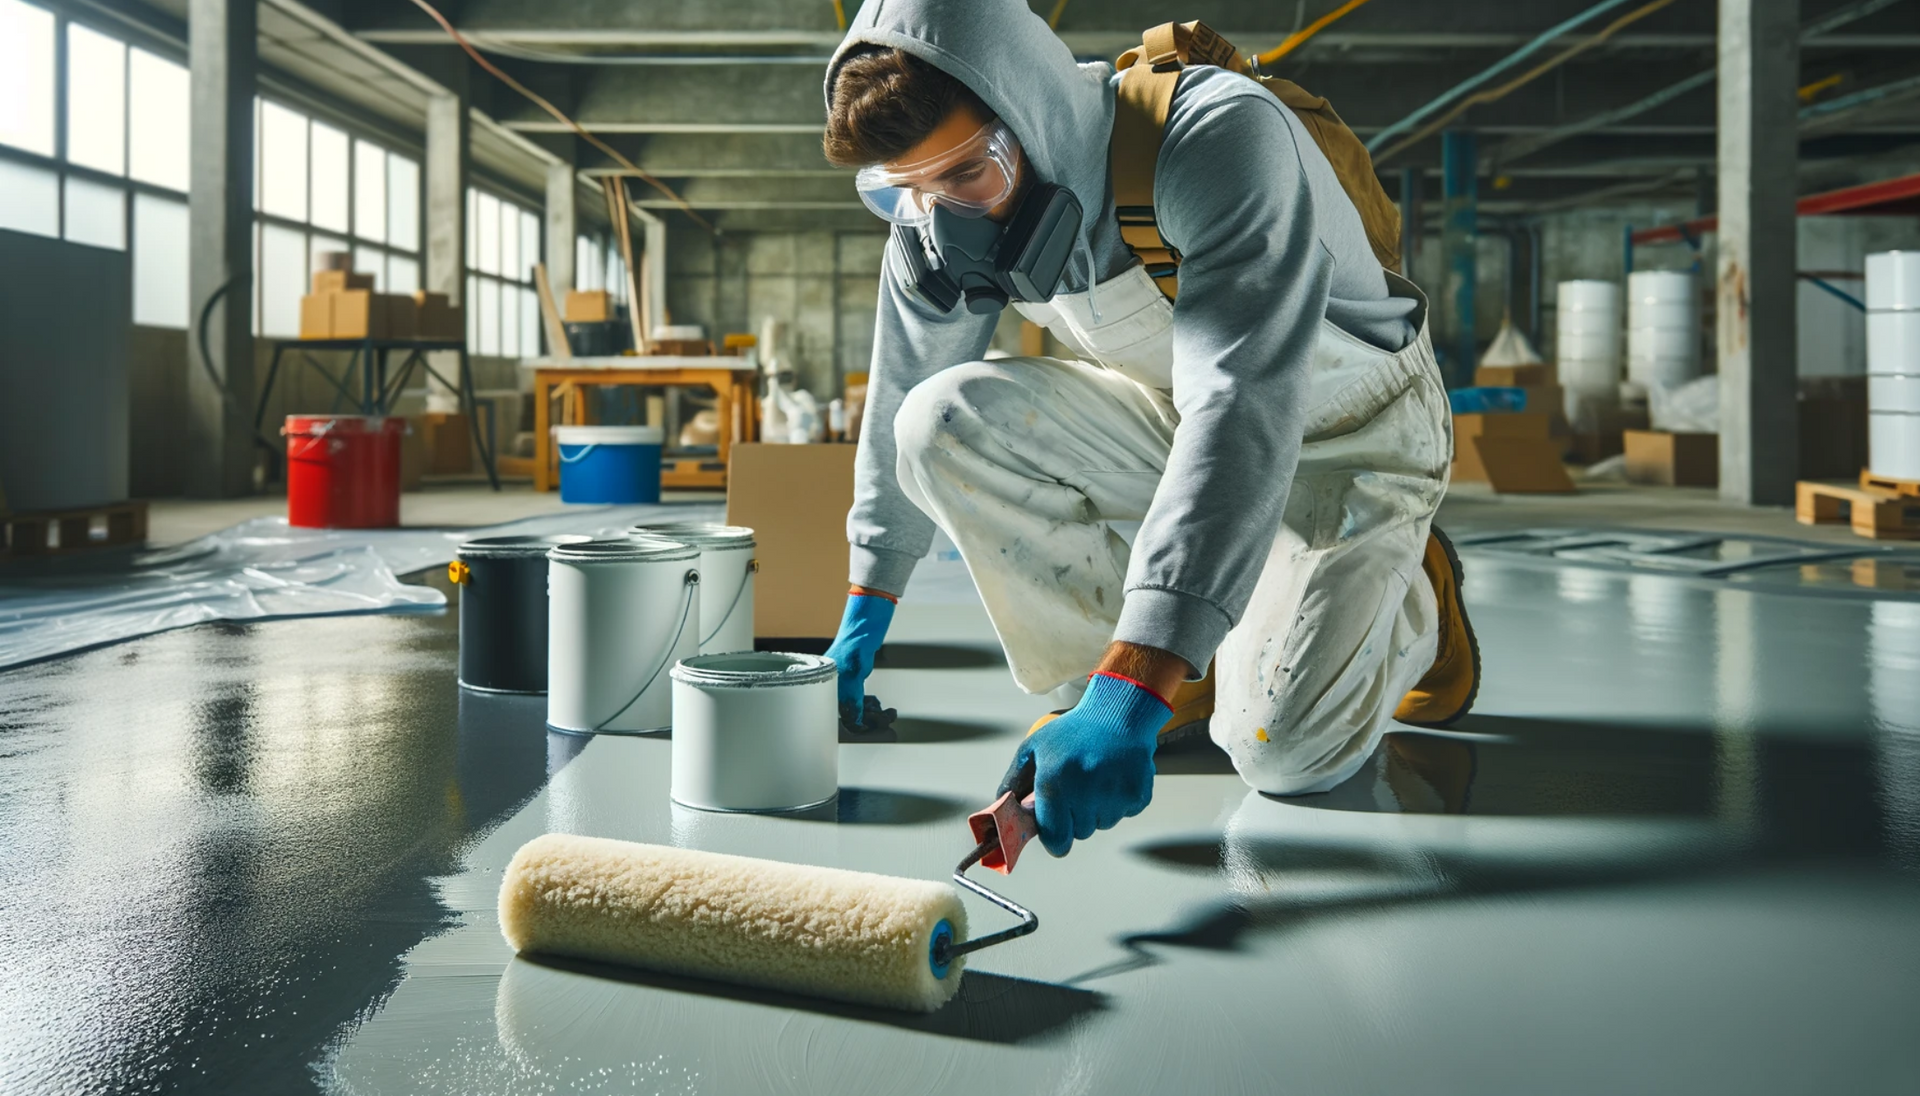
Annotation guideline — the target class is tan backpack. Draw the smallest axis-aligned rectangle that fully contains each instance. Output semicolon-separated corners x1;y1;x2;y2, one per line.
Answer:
1111;21;1402;300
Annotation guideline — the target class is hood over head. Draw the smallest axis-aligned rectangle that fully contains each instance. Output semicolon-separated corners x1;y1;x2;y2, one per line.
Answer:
826;0;1121;291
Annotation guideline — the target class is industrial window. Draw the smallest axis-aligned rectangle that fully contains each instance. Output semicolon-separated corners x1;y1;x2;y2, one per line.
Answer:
132;193;188;326
65;24;125;175
0;0;57;157
1;12;180;273
127;49;188;191
467;186;543;358
249;98;423;338
573;232;629;303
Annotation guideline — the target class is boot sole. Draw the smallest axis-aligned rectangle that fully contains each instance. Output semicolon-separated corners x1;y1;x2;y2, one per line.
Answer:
1400;524;1481;729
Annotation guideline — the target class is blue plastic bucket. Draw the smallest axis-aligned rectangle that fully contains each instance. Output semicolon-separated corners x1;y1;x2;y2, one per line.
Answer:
554;425;664;504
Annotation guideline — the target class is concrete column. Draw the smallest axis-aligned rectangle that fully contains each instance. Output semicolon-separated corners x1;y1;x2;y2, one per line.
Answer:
1441;130;1477;387
544;162;576;298
425;93;467;410
185;0;255;498
1717;0;1800;505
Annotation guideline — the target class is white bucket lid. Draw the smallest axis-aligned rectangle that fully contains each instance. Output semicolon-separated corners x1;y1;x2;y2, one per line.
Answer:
548;535;696;564
552;424;664;445
628;521;755;549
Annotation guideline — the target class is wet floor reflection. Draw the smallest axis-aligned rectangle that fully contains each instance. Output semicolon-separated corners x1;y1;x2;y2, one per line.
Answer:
0;587;550;1095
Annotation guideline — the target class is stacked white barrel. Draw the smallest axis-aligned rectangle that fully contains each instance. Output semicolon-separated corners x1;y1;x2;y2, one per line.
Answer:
1557;280;1623;430
1625;271;1700;397
1867;251;1920;480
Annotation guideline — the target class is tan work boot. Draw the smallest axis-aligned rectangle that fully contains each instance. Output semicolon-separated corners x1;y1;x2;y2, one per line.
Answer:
1027;669;1215;745
1394;525;1481;728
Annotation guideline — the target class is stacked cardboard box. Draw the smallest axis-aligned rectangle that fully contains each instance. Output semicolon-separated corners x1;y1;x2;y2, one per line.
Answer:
298;271;462;341
1624;429;1718;487
1451;411;1575;493
1472;362;1566;436
564;290;611;323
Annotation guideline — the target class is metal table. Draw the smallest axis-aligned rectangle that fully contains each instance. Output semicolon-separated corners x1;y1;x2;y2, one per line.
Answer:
255;336;500;490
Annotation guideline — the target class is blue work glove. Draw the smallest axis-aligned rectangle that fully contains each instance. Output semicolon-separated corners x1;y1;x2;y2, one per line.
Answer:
824;593;896;728
1001;672;1171;857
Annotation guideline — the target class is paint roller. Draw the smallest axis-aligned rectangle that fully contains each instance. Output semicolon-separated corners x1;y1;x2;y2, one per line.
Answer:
498;772;1042;1013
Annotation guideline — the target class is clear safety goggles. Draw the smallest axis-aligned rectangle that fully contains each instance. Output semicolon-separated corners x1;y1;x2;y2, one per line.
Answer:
854;120;1020;225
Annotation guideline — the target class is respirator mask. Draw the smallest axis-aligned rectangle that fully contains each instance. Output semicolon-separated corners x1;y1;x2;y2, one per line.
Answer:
856;120;1083;315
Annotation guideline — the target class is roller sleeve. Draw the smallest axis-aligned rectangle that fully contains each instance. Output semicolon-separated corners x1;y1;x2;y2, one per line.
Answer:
499;834;970;1013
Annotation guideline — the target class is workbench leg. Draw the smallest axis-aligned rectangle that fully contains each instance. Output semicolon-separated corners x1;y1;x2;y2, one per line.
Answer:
534;376;553;492
716;385;733;468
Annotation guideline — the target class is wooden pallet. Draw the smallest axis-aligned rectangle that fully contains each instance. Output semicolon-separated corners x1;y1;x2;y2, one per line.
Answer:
1860;469;1920;498
2;499;149;558
1796;480;1920;540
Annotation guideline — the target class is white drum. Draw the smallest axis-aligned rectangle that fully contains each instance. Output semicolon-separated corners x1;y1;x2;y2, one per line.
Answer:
1626;270;1699;391
1866;251;1920;480
670;652;839;813
630;521;757;655
1865;251;1920;312
546;536;701;735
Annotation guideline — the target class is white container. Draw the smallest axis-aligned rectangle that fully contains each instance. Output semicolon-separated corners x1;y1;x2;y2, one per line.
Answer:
670;652;838;812
1865;251;1920;312
1626;271;1699;391
629;521;757;655
1871;414;1920;480
1866;251;1920;479
1560;279;1622;311
1558;351;1622;394
546;536;702;735
1559;331;1623;364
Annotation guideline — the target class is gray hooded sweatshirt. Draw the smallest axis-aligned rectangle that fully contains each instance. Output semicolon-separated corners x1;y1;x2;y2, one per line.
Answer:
826;0;1419;677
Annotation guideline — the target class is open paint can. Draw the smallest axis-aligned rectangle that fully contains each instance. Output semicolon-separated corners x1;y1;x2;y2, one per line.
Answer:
629;522;757;654
453;534;593;694
669;652;838;812
546;536;701;735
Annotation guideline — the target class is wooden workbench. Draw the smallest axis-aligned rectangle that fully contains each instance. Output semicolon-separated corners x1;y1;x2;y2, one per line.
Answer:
520;355;759;491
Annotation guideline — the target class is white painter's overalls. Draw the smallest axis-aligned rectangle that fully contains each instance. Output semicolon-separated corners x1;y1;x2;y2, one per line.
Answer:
893;263;1453;795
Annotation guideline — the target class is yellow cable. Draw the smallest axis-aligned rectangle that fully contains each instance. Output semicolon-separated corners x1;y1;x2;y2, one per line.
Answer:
1257;0;1376;68
1048;0;1072;30
1799;73;1844;101
834;0;847;32
1375;0;1682;164
406;0;715;233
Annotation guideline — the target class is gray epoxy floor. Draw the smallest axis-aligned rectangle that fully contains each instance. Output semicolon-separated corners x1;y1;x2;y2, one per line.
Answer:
3;551;1919;1094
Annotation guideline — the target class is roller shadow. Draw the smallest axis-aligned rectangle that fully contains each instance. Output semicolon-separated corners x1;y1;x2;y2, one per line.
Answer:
875;642;1006;670
892;716;1010;744
510;953;1103;1044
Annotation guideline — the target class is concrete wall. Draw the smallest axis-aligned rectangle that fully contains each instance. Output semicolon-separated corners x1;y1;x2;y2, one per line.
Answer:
664;225;891;399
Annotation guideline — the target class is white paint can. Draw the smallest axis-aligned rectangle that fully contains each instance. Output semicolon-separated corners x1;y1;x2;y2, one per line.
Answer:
546;536;701;735
669;652;838;813
630;521;757;655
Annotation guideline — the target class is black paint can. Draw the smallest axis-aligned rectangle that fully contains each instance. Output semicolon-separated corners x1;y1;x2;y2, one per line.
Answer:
453;534;592;694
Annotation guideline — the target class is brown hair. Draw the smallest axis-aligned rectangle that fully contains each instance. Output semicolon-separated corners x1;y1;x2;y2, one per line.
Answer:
824;46;992;168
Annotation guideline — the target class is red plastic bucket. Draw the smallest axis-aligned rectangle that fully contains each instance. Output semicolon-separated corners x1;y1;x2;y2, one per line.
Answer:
283;415;405;528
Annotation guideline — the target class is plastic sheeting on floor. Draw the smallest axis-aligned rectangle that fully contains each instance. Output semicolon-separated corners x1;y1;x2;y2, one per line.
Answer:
0;504;723;671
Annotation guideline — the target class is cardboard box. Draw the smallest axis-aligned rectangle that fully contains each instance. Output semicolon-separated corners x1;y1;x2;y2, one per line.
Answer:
726;442;858;640
412;291;460;340
421;412;472;474
1474;363;1551;388
299;294;332;339
1454;435;1577;493
1624;430;1718;487
382;293;419;340
312;269;375;294
330;290;389;340
564;289;611;323
1454;411;1553;441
